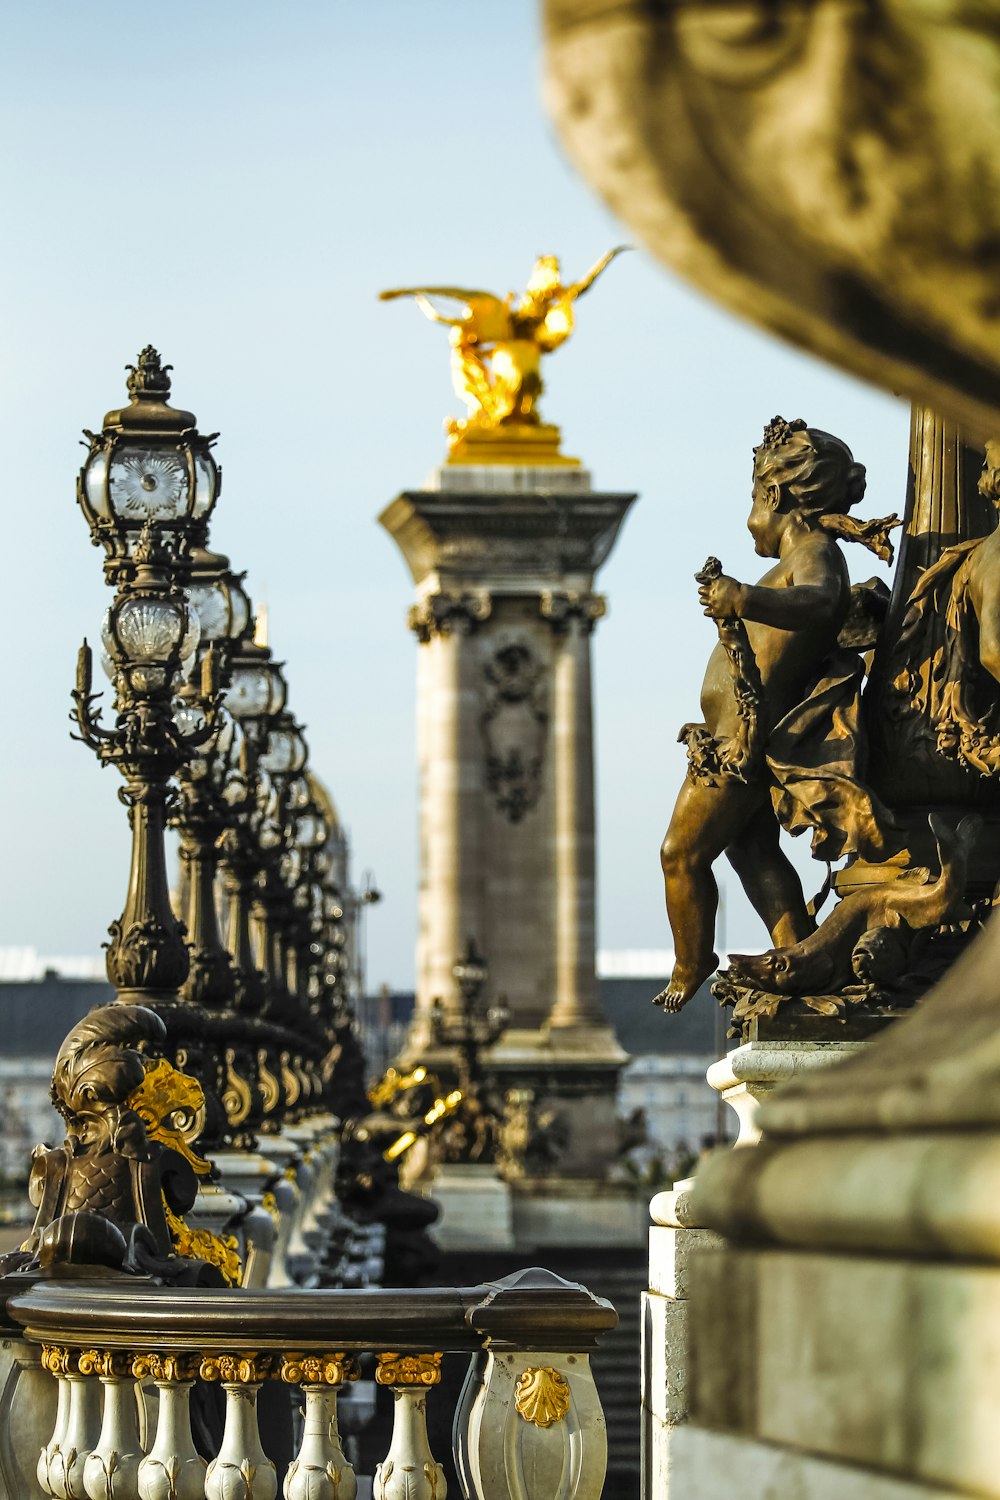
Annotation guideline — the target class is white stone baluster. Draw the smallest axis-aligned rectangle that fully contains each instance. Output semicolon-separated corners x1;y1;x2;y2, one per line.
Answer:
373;1355;445;1500
134;1355;206;1500
39;1348;73;1498
280;1354;360;1500
82;1351;145;1500
456;1350;607;1500
51;1364;103;1500
203;1355;277;1500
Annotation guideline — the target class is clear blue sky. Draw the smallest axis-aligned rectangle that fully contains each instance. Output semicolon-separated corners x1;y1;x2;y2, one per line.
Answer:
0;1;910;985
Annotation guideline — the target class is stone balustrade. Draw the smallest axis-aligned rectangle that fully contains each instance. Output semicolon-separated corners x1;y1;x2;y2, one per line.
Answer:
3;1267;615;1500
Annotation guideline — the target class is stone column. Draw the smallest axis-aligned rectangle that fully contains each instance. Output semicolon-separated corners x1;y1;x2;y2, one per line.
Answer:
542;591;606;1029
409;590;491;1040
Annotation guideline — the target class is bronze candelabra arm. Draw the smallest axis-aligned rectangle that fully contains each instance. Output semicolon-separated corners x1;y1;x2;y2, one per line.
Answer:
70;640;120;753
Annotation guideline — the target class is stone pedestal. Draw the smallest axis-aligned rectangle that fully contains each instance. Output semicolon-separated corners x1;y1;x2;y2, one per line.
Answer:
509;1177;648;1250
428;1163;514;1252
707;1037;869;1146
380;460;636;1183
642;1028;874;1498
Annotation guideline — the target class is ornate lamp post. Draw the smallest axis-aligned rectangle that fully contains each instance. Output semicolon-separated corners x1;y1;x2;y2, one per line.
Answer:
174;549;252;1009
73;348;222;1003
428;940;510;1161
217;631;287;1015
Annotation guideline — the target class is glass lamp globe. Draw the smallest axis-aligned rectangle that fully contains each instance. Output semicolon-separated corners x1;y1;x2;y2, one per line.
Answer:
77;347;220;561
186;551;252;644
260;719;308;777
102;596;198;665
225;652;287;723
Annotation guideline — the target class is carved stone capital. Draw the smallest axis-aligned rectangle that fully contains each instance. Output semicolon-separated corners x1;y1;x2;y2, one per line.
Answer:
539;590;606;635
200;1352;277;1384
408;590;492;643
132;1352;201;1383
280;1353;361;1386
78;1348;136;1378
375;1352;443;1387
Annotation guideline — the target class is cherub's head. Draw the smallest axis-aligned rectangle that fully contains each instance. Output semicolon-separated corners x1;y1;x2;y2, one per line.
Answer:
978;440;1000;508
749;416;866;557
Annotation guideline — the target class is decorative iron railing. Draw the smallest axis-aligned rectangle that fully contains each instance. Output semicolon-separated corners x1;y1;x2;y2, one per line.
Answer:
0;1267;615;1500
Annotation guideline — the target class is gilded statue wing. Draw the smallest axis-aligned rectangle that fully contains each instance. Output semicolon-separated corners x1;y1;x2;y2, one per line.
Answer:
379;286;511;341
379;285;500;304
569;244;630;298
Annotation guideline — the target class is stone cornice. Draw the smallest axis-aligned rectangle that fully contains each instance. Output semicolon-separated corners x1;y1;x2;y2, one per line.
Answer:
379;489;636;587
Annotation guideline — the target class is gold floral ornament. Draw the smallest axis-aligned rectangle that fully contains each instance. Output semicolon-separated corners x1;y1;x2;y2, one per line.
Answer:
77;1349;134;1378
261;1191;280;1224
514;1367;570;1428
164;1203;242;1288
132;1353;201;1383
40;1344;73;1376
280;1353;360;1386
200;1353;277;1384
375;1353;443;1387
126;1058;211;1176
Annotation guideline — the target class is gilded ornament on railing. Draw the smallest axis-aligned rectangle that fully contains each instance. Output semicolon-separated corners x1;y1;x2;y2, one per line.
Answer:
132;1352;201;1383
40;1344;74;1376
513;1366;570;1428
280;1353;360;1386
77;1349;134;1379
261;1190;280;1224
127;1058;212;1176
375;1353;443;1387
257;1049;282;1115
199;1352;278;1384
222;1048;254;1128
163;1203;243;1288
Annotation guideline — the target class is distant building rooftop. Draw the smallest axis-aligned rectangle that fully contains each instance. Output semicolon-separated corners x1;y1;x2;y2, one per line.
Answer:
0;977;112;1055
0;948;106;982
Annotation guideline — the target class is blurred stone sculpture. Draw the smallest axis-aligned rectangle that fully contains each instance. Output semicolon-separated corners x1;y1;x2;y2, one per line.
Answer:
379;247;627;460
889;441;1000;775
656;416;901;1011
544;1;1000;441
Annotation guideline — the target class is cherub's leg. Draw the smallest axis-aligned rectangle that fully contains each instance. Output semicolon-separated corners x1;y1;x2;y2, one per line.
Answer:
726;803;813;947
655;777;762;1012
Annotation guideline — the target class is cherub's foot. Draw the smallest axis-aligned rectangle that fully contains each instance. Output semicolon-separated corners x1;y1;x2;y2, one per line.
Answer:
652;955;719;1013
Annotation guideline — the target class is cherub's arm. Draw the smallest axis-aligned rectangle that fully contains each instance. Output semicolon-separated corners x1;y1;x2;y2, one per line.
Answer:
701;551;842;630
567;245;630;300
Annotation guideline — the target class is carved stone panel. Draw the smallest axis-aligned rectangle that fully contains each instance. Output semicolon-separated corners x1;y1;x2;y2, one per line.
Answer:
481;642;549;824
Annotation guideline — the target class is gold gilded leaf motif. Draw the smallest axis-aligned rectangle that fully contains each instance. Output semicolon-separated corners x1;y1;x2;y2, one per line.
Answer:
257;1050;281;1114
375;1352;443;1386
164;1203;243;1287
200;1352;277;1384
126;1058;211;1175
261;1191;280;1223
41;1344;72;1376
280;1353;360;1386
514;1366;570;1428
132;1353;200;1383
77;1350;133;1379
222;1049;253;1127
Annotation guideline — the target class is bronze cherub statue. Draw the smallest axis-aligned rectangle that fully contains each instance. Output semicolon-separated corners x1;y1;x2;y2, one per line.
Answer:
656;416;901;1012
